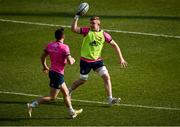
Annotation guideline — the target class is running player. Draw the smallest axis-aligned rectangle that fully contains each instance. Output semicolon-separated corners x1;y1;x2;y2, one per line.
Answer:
27;28;83;118
69;15;127;105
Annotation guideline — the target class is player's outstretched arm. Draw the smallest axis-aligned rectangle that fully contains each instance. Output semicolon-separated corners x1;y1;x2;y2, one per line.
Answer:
71;2;89;34
71;15;81;34
109;40;128;68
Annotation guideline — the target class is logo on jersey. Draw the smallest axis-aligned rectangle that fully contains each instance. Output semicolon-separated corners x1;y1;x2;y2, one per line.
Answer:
89;41;98;46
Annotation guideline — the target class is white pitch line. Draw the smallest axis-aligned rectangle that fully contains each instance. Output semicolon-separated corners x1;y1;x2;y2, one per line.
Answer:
104;29;180;39
0;90;180;111
0;18;180;39
0;18;70;28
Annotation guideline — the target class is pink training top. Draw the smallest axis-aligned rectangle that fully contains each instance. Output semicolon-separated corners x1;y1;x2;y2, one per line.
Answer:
45;41;70;75
80;27;112;62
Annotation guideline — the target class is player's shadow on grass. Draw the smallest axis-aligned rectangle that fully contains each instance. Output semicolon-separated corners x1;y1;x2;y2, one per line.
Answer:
0;101;74;121
0;100;64;107
0;12;180;20
0;100;114;108
0;116;66;122
73;102;113;108
0;98;118;109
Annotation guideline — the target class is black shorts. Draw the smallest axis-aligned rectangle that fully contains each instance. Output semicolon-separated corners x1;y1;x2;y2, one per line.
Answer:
49;71;64;89
80;59;104;75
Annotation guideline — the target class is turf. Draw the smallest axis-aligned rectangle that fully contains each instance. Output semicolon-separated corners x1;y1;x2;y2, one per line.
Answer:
0;0;180;126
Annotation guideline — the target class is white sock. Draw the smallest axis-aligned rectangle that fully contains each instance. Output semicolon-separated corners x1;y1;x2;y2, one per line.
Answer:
30;101;38;108
108;96;113;102
69;106;75;113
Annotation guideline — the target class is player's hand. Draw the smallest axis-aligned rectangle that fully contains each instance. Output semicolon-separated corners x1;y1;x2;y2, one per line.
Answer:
76;11;81;16
74;14;80;20
43;67;49;74
120;59;128;68
71;57;76;64
75;10;81;19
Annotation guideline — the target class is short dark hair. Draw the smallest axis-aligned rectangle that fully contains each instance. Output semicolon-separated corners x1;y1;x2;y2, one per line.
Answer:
55;28;64;40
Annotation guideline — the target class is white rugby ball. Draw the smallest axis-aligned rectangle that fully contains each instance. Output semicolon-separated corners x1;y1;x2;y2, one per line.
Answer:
77;2;89;15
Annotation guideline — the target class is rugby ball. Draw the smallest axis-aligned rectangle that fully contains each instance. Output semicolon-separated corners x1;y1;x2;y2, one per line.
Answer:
77;2;89;15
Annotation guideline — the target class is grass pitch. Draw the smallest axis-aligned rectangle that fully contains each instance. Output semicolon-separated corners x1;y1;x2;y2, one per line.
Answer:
0;0;180;126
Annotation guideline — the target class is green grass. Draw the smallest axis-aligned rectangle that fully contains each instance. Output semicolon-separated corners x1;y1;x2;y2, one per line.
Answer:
0;0;180;126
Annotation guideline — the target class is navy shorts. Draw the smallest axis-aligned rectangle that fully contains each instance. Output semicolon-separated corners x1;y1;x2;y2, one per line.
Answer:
49;71;64;89
80;59;104;75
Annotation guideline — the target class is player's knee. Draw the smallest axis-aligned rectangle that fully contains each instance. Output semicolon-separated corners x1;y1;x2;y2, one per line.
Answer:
50;96;57;101
63;93;69;98
98;66;109;77
103;73;110;80
80;74;89;81
50;97;56;101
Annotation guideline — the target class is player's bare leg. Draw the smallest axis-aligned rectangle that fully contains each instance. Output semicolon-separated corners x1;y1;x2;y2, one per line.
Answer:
27;88;59;117
96;66;121;105
61;83;83;118
101;74;121;105
69;78;86;96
